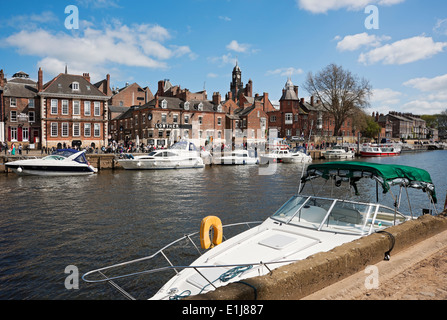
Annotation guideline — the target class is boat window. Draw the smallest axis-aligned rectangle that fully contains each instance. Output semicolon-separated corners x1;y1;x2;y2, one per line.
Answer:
271;196;309;224
148;152;157;156
43;155;66;161
320;201;374;235
74;154;88;164
373;206;406;228
154;152;163;157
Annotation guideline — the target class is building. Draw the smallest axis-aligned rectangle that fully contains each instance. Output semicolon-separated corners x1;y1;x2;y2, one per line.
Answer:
38;68;110;150
269;79;359;143
1;70;41;149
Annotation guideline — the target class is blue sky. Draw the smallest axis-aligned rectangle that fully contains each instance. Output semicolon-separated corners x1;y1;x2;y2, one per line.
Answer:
1;0;447;115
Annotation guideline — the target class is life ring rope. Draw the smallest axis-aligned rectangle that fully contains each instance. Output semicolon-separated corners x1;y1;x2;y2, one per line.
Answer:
200;216;223;249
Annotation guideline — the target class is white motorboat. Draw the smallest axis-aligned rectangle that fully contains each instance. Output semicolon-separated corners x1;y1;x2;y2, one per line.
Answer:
83;161;438;300
282;147;312;163
5;149;97;176
260;148;312;164
212;149;258;165
117;140;205;170
322;146;355;159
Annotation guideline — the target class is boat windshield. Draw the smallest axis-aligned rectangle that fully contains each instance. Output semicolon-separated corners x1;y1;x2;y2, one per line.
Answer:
271;195;406;235
170;140;197;151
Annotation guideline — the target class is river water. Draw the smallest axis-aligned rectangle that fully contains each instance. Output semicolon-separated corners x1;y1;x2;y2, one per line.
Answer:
0;150;446;300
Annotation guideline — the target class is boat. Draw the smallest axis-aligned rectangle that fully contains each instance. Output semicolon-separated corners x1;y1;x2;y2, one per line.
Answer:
82;161;437;300
360;143;401;157
260;148;312;164
5;149;97;176
117;140;205;170
322;146;355;159
211;149;259;165
282;147;312;163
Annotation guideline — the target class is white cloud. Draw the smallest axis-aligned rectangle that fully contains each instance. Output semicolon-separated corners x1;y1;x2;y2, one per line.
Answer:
400;100;446;115
434;18;447;36
404;74;447;93
371;88;402;105
207;53;237;66
226;40;252;53
219;16;231;22
266;67;304;77
6;11;59;29
336;33;391;51
2;22;195;81
297;0;405;14
358;36;447;65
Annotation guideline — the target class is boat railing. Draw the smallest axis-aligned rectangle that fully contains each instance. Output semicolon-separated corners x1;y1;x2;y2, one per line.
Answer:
82;220;263;299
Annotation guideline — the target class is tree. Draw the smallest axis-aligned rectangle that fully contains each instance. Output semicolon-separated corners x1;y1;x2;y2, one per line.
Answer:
303;64;372;136
361;115;382;139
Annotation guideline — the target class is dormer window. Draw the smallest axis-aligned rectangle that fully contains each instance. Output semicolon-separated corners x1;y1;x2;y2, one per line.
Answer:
161;99;167;109
198;102;203;111
72;82;80;91
217;104;222;112
184;101;190;110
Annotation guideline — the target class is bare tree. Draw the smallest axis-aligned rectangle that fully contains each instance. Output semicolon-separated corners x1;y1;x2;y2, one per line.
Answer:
303;64;372;136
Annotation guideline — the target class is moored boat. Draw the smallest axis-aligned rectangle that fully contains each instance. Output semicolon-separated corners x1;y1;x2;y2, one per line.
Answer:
5;149;97;176
82;161;437;300
117;140;205;170
322;145;355;159
211;149;258;165
360;143;401;157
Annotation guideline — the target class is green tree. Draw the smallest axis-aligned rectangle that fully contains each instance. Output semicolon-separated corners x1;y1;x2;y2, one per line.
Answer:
361;116;381;139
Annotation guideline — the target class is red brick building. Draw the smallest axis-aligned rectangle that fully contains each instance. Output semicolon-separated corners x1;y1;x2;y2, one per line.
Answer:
38;68;110;150
269;79;359;143
1;70;41;149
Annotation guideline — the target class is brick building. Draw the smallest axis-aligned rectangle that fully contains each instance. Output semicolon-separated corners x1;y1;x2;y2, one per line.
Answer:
269;78;359;143
38;68;110;150
1;70;41;149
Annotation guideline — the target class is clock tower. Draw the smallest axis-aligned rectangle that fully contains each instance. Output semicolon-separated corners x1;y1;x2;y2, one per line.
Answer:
230;61;243;101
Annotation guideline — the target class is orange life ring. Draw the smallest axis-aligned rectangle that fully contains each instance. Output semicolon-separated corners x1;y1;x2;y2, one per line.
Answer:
200;216;223;249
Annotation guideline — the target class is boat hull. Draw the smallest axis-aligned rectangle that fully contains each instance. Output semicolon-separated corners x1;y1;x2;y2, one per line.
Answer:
5;164;96;176
360;152;400;157
118;158;205;170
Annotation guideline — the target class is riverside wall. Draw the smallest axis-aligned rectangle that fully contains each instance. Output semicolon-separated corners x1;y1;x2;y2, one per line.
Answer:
188;212;447;300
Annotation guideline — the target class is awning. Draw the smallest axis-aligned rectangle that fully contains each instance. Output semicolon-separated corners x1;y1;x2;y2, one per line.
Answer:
302;161;437;203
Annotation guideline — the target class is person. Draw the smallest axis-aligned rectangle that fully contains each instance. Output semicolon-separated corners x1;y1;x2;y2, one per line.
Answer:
11;143;16;155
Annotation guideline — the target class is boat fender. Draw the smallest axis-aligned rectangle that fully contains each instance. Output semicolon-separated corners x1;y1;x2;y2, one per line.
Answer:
200;216;223;249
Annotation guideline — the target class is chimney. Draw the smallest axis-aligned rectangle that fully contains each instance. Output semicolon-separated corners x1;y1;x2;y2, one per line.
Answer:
212;92;221;106
294;85;298;97
38;67;43;92
300;98;305;104
155;94;159;108
311;96;314;106
83;73;91;83
0;69;5;87
157;80;164;96
106;74;111;96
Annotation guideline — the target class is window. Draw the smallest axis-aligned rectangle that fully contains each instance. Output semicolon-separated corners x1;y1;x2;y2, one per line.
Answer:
10;111;17;122
10;98;17;107
135;115;138;126
84;123;91;137
29;111;35;123
22;128;29;142
161;99;167;109
184;115;189;124
72;82;79;91
51;99;58;114
73;101;80;115
94;123;101;137
94;102;101;116
173;114;178;123
51;123;58;137
198;103;203;111
184;102;190;110
73;123;80;137
11;127;18;141
62;123;69;137
161;114;167;123
28;99;35;108
62;100;69;115
285;113;293;125
84;101;91;116
217;117;222;126
217;105;222;112
198;116;203;125
158;130;164;138
270;115;276;122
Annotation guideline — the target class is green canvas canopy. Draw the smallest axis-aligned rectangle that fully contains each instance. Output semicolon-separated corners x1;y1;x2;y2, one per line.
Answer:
302;161;437;203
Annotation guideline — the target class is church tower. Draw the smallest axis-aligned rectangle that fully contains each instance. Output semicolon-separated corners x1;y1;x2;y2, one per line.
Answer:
229;61;243;101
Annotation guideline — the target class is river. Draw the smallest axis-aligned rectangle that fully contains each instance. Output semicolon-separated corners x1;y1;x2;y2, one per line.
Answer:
0;150;446;299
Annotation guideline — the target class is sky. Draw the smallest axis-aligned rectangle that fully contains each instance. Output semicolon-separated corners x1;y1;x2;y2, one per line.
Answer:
1;0;447;115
